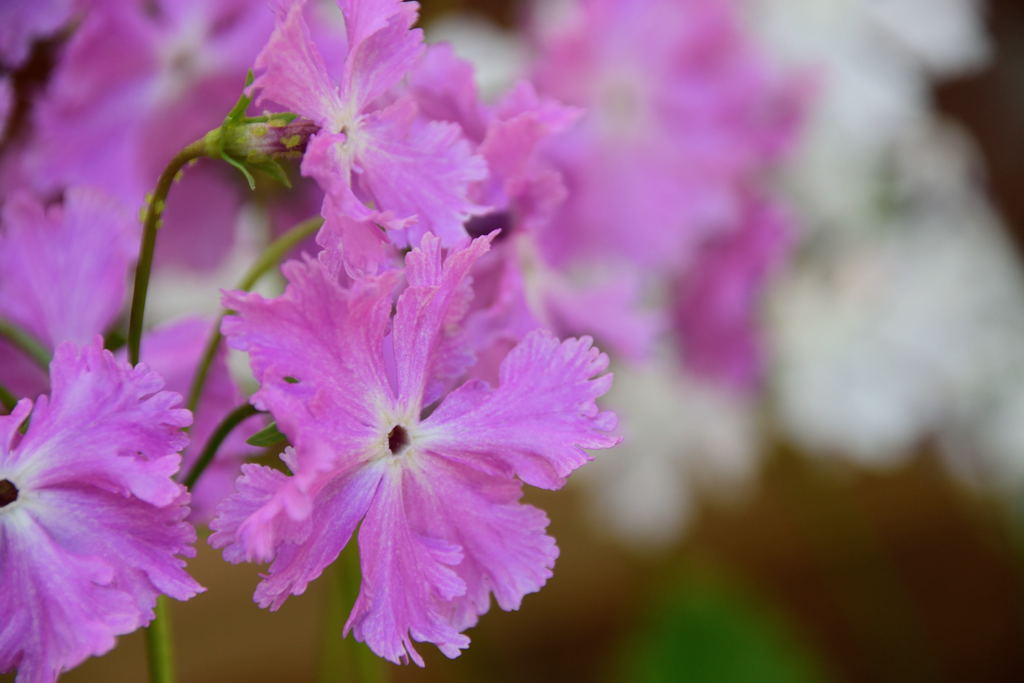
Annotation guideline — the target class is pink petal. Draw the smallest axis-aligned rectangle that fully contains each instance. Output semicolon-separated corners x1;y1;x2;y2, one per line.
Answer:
338;0;424;109
409;43;487;141
0;0;74;68
222;257;397;456
349;98;487;247
674;195;792;390
251;0;345;126
405;451;559;630
392;234;492;412
210;463;306;566
315;195;398;278
345;465;469;666
421;331;620;489
0;188;135;350
0;513;136;683
13;340;191;507
544;268;665;362
251;458;384;610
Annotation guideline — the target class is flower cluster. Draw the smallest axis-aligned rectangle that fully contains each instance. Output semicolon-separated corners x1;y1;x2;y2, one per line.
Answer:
0;0;804;678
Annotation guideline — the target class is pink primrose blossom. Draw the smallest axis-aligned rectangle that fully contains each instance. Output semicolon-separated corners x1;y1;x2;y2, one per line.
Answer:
0;190;253;511
531;0;804;272
0;188;135;397
405;44;662;365
30;0;271;271
518;0;804;379
250;0;485;256
0;339;202;683
211;234;619;664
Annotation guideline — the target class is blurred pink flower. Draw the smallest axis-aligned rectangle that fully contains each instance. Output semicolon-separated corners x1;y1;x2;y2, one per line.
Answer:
30;0;272;271
532;0;803;271
0;188;135;396
674;194;792;390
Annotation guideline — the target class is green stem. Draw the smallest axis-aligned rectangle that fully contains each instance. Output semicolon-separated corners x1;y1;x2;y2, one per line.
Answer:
127;139;207;365
182;403;261;489
131;140;206;683
320;545;388;683
185;215;323;415
145;597;175;683
0;317;51;370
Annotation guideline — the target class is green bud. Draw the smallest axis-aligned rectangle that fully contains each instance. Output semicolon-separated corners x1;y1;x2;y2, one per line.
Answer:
221;117;318;163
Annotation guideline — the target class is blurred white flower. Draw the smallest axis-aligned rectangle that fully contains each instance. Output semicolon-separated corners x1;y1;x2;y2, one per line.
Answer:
769;123;1024;472
425;13;527;100
578;353;760;549
744;0;991;233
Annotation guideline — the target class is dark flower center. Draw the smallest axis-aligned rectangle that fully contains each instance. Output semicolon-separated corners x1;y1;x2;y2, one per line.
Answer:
0;479;18;508
387;425;410;455
465;210;513;241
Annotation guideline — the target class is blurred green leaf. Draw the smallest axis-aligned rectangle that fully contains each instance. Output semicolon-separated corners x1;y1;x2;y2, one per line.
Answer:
615;569;827;683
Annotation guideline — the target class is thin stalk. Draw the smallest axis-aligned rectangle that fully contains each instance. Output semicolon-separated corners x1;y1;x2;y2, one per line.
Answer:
133;139;206;683
319;545;388;683
145;597;175;683
127;139;207;365
182;403;261;489
185;215;323;414
0;317;50;370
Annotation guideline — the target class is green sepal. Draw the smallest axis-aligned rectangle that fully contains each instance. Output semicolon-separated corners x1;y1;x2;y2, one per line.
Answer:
251;159;293;189
246;421;288;447
221;152;257;190
223;70;255;125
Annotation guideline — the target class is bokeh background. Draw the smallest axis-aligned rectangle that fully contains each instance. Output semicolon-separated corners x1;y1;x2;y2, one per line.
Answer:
6;0;1024;681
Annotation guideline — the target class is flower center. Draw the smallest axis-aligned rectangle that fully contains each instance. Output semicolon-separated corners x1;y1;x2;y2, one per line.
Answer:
0;479;18;508
466;210;513;241
387;425;410;455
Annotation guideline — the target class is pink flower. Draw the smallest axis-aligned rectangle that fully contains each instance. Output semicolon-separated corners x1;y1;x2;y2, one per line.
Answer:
0;190;254;515
409;43;579;239
212;234;619;664
0;188;135;397
0;339;202;683
404;44;663;365
30;0;271;272
673;194;793;390
251;0;485;253
531;0;804;271
506;0;806;377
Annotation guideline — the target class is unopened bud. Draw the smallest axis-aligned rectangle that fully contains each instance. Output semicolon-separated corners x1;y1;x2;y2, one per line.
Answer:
210;117;320;165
